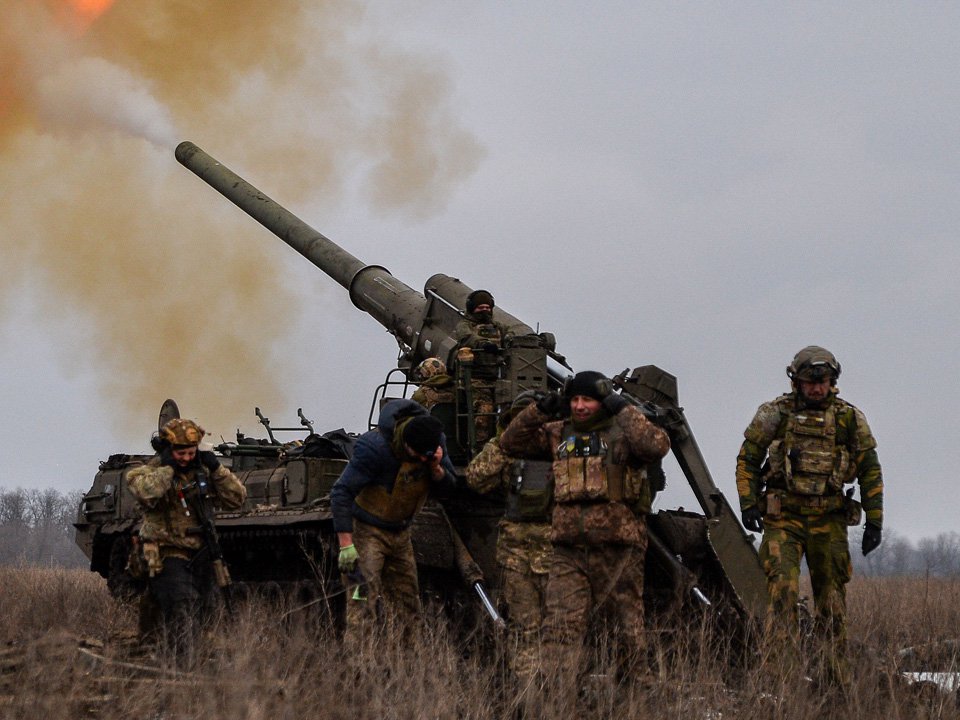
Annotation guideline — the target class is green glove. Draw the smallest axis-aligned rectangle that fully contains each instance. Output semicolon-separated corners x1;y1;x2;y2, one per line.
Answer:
338;544;359;572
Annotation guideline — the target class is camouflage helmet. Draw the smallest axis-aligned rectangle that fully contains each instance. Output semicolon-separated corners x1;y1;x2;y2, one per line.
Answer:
414;357;447;381
159;418;206;447
787;346;841;383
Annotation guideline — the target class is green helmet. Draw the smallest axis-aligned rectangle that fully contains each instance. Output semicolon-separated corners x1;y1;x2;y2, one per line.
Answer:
787;346;841;383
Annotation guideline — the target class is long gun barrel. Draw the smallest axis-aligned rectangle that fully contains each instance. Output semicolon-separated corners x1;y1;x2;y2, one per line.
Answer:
175;142;541;371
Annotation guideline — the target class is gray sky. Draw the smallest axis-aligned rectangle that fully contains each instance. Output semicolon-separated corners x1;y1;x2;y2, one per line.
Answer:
1;3;957;544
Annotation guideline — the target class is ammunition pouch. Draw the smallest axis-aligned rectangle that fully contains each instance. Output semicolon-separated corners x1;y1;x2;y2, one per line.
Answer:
141;541;162;578
127;538;148;580
504;459;553;522
759;491;782;520
553;424;643;505
211;558;232;588
762;489;844;517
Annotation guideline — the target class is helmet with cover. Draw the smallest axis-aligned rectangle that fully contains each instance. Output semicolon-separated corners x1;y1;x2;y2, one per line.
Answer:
787;346;841;384
413;357;447;381
158;418;206;447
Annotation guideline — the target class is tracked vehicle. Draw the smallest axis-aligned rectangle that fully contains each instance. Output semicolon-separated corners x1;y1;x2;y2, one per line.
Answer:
74;142;767;629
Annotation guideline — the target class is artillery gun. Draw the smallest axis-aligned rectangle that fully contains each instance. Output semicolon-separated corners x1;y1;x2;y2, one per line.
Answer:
75;142;767;632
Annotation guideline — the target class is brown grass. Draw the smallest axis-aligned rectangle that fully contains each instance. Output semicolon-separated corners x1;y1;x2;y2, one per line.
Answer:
0;568;957;719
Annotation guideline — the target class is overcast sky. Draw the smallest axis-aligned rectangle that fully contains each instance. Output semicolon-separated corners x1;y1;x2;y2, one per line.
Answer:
1;2;957;545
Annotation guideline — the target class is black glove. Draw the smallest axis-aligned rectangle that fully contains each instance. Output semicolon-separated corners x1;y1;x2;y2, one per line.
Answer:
742;506;764;533
159;447;178;469
198;450;221;474
862;523;882;556
602;392;629;415
536;391;565;417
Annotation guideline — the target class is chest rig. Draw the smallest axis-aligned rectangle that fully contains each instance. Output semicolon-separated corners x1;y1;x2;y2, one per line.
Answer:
504;459;553;522
766;404;852;496
552;423;642;504
470;322;503;379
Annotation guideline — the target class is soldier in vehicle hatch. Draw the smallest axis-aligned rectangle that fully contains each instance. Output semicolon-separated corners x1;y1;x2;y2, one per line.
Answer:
736;346;884;686
466;391;553;701
330;399;458;644
500;371;670;701
454;289;511;445
127;418;247;662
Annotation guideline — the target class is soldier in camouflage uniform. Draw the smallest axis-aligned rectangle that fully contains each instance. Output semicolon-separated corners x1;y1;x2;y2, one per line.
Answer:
410;357;456;410
127;418;247;659
500;372;670;699
330;400;458;645
736;346;883;684
454;289;511;446
466;391;553;696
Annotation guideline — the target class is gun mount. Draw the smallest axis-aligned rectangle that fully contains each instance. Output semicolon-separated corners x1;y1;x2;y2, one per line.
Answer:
74;142;766;639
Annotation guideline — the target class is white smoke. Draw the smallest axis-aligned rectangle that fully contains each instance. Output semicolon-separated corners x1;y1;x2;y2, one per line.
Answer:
33;56;178;147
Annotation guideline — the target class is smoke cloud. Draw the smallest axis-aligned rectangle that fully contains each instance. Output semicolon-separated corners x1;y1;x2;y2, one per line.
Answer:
0;1;483;437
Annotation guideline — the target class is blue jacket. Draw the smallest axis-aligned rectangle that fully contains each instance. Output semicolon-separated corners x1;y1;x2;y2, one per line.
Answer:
330;399;457;532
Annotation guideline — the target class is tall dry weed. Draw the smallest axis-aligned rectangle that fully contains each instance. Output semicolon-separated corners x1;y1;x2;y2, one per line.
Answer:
0;568;957;719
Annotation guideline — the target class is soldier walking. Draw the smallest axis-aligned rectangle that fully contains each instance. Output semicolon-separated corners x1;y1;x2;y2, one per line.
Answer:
466;391;553;704
330;399;457;644
736;346;884;686
128;418;247;662
500;371;670;705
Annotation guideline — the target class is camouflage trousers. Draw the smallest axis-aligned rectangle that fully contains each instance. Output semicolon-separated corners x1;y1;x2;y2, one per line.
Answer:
759;509;851;684
541;540;647;705
469;382;496;447
343;520;422;647
500;564;549;687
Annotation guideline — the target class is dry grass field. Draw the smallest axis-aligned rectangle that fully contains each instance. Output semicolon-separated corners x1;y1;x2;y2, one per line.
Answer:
0;567;957;719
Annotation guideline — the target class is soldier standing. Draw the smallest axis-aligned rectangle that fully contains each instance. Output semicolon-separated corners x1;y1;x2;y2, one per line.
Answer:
330;399;457;643
410;357;456;410
127;418;247;661
454;289;511;445
736;346;883;685
500;371;670;701
466;391;553;700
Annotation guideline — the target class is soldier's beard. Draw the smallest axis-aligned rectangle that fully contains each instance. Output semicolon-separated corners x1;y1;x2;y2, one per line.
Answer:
472;311;492;323
799;392;829;409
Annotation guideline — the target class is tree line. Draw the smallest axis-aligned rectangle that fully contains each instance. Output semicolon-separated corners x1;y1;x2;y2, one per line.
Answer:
0;487;87;568
851;524;960;577
0;485;956;577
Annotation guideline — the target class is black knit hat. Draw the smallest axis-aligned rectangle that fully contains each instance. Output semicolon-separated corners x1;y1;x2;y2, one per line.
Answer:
564;371;611;401
401;415;444;455
465;289;495;314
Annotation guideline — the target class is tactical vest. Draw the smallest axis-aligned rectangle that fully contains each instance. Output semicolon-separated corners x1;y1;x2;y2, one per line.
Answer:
552;422;643;504
504;459;553;522
766;404;853;496
354;461;430;524
469;322;503;379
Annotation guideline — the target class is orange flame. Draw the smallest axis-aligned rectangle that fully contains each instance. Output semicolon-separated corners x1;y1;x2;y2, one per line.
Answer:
60;0;116;33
